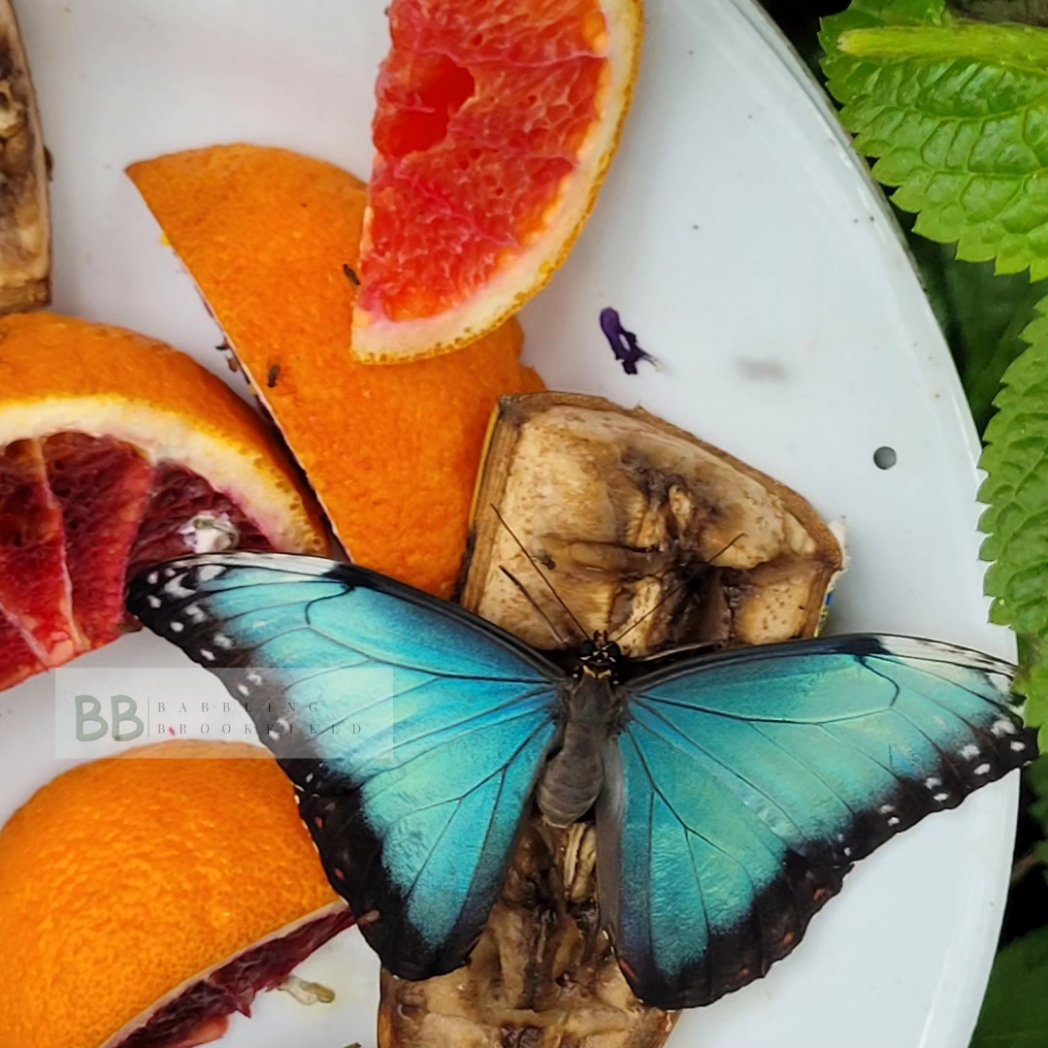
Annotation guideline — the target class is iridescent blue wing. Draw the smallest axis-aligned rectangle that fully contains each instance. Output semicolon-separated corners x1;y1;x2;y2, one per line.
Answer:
602;635;1033;1010
127;552;563;979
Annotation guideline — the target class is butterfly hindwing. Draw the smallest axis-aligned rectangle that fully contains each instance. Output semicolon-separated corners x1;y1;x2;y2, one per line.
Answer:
603;635;1032;1010
128;552;563;978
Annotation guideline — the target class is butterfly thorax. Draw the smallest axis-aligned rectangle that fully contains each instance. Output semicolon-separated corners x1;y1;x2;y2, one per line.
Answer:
536;634;624;829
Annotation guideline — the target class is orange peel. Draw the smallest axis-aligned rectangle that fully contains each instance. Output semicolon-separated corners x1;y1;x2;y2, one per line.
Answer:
129;144;543;598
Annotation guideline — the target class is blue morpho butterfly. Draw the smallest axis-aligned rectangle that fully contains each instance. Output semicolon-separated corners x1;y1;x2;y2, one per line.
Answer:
128;551;1035;1010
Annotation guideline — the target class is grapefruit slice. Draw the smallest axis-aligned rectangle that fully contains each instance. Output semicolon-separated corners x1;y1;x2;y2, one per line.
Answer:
0;312;327;690
0;740;353;1048
352;0;644;362
128;144;543;599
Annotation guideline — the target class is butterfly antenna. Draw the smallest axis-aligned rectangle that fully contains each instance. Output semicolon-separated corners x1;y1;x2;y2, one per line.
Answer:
611;534;745;646
490;505;588;641
499;566;570;647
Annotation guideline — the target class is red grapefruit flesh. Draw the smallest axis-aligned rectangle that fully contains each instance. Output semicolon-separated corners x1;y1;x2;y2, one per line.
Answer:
353;0;644;361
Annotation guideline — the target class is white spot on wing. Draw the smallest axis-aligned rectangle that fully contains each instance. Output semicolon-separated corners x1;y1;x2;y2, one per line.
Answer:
185;604;207;624
992;719;1017;737
213;633;233;649
199;648;216;662
236;683;250;696
933;792;949;803
879;804;894;815
960;744;979;760
887;816;901;827
974;763;991;776
163;578;194;599
925;777;942;789
1011;740;1027;752
146;571;159;585
169;622;184;634
246;671;262;685
146;595;161;609
196;565;226;583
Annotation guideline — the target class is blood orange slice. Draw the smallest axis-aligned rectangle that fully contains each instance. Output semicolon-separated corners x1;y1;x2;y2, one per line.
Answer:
0;312;326;690
352;0;644;362
0;740;352;1048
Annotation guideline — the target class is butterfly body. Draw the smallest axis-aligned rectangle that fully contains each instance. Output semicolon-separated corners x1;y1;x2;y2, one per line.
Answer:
128;552;1036;1011
536;636;625;828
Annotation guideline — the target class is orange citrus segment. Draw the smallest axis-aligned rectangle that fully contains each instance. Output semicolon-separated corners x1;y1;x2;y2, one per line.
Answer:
0;740;349;1048
352;0;644;362
0;313;327;690
0;313;327;556
0;613;41;684
0;438;80;662
43;433;155;647
128;144;544;599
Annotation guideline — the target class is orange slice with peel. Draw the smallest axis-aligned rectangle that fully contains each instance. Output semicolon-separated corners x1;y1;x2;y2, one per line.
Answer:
0;740;351;1048
351;0;644;362
128;144;543;599
0;312;327;691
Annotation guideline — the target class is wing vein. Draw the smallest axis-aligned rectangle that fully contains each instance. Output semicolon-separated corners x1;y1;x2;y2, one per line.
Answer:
631;698;806;842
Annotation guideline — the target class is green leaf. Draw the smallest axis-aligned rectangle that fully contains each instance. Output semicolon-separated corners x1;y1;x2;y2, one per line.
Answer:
971;925;1048;1047
980;295;1048;740
905;228;1047;428
821;1;1048;279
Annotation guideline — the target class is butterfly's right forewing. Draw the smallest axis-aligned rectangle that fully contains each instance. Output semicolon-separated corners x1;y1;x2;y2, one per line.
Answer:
129;553;565;979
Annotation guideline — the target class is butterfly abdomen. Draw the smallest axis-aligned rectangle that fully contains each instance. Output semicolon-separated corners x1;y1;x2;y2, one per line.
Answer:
537;676;614;828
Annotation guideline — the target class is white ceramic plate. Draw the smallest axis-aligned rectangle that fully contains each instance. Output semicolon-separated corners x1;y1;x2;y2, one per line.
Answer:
3;1;1017;1046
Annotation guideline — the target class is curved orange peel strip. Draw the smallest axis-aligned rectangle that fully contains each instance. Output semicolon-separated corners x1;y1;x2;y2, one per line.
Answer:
128;144;543;598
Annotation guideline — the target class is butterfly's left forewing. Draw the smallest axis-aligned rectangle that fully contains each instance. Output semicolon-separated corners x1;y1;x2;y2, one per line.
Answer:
128;553;563;979
603;635;1034;1010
